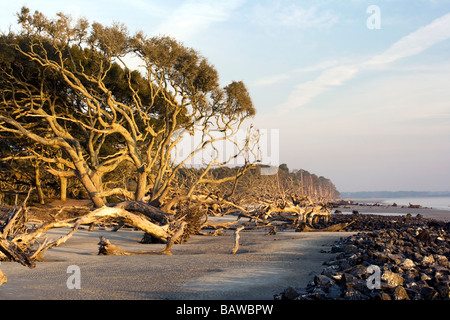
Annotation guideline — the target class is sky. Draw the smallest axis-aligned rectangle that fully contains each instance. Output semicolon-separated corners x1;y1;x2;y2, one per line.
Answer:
1;0;450;193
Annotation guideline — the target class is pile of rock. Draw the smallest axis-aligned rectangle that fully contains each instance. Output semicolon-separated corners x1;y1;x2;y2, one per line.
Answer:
276;216;450;300
318;212;444;232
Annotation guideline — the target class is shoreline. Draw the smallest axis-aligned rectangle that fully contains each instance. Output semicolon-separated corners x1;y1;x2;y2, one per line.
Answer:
335;200;450;222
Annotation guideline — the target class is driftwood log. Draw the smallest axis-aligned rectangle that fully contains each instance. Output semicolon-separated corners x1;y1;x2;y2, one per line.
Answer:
1;187;346;288
231;226;245;254
0;195;186;285
98;237;132;256
13;205;172;257
98;221;187;256
0;238;36;268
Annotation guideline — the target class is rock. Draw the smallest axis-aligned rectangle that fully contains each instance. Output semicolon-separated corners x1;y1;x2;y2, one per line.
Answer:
352;279;369;293
330;272;343;282
273;293;283;300
409;281;430;299
337;259;351;270
401;258;416;270
341;272;357;285
348;253;359;262
434;266;450;282
422;255;435;266
404;269;419;282
420;286;439;300
393;286;410;300
346;265;368;279
434;281;450;298
282;286;300;300
405;287;422;300
277;213;450;300
373;251;389;263
344;288;367;300
420;272;432;281
416;230;432;243
344;244;358;254
387;253;403;265
314;274;335;288
327;284;342;299
376;292;392;300
321;266;340;278
411;252;423;262
310;287;327;299
331;245;344;253
382;271;404;287
306;280;316;293
434;255;449;267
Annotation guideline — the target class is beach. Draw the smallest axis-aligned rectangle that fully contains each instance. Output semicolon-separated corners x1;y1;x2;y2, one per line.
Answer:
0;226;353;300
1;203;448;300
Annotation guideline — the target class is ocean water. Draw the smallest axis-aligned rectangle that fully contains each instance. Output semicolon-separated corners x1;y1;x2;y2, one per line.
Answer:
381;197;450;211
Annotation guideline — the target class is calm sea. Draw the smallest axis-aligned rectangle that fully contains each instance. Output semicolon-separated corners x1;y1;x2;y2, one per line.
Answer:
381;197;450;211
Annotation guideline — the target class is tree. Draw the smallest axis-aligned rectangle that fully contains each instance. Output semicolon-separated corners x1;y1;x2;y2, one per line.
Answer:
0;9;349;287
0;7;256;209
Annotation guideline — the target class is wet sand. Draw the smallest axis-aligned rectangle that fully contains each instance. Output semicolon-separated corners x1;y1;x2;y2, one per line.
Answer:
337;201;450;222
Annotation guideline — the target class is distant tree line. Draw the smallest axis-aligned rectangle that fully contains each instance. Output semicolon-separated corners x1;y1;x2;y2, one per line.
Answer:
200;163;340;208
289;167;340;200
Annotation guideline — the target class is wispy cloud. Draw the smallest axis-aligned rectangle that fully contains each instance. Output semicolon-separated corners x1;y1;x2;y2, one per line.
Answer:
277;12;450;112
368;12;450;65
250;2;338;31
279;65;358;112
154;0;245;40
119;0;166;17
253;59;342;87
254;73;291;86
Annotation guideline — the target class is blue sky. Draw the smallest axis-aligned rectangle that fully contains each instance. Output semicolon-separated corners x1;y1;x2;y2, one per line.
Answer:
1;0;450;192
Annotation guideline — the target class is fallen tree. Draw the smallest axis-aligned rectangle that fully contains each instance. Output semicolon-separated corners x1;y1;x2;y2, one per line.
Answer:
0;185;350;287
98;221;187;256
0;194;186;283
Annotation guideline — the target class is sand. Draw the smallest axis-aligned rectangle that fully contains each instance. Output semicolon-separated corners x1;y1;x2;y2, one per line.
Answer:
1;203;448;300
0;226;353;300
337;203;450;222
